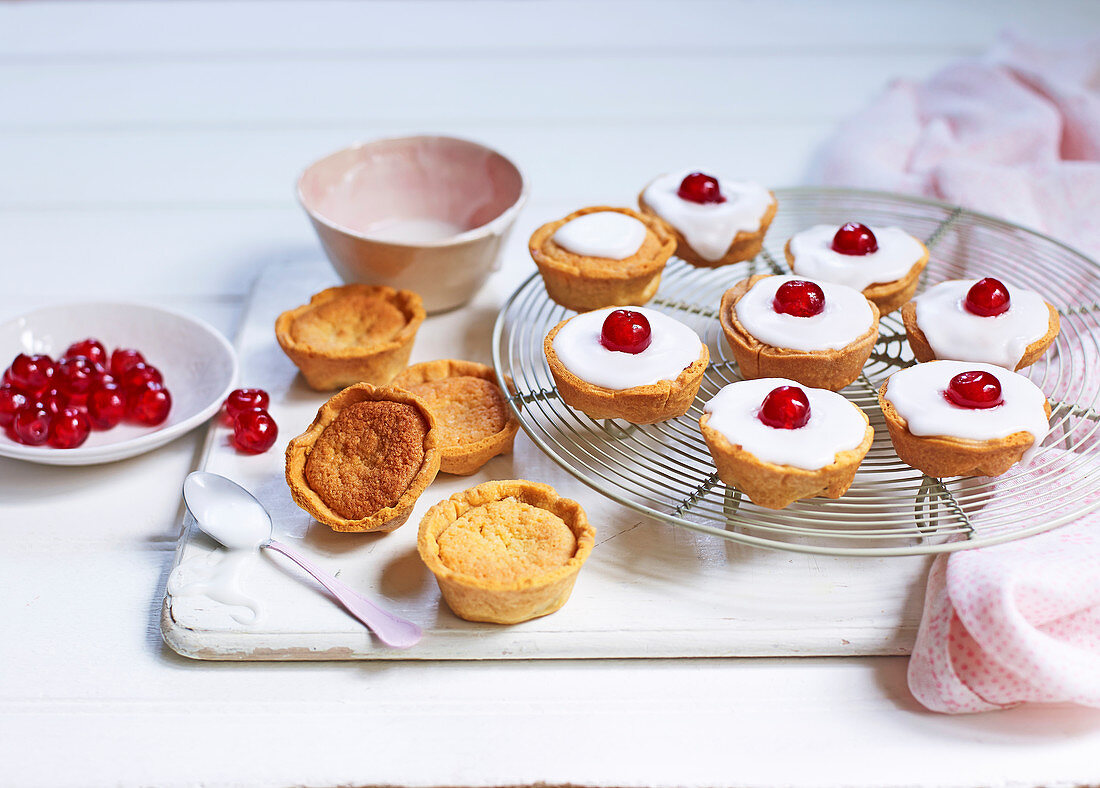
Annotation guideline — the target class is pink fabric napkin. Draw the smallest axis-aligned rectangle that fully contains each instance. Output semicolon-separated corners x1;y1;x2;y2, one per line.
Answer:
811;33;1100;713
809;32;1100;260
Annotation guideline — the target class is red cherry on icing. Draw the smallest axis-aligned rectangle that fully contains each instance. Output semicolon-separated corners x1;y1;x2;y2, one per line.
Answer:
119;362;163;392
831;222;879;256
233;408;279;453
600;309;653;354
48;406;90;449
12;406;51;445
8;353;55;395
758;385;812;430
128;382;172;426
944;370;1003;410
677;172;727;205
964;277;1011;317
773;279;826;317
88;382;127;430
110;348;146;378
225;388;271;420
63;338;107;366
0;384;28;428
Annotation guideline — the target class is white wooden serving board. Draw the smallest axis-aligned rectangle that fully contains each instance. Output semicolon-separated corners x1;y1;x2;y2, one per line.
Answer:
161;259;933;660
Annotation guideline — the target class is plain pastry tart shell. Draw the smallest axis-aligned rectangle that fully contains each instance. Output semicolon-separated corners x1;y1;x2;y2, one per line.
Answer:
719;275;880;391
391;359;520;476
417;479;596;624
900;299;1061;371
285;383;441;532
275;284;426;391
877;380;1051;478
638;188;778;268
699;410;874;510
543;318;709;424
529;206;677;312
784;238;929;316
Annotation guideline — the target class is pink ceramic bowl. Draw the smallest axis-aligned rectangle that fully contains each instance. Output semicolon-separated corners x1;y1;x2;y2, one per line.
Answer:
298;136;526;313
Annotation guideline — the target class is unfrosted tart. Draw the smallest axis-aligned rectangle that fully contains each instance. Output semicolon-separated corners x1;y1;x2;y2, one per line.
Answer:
719;274;879;391
275;284;425;391
285;383;441;532
528;206;676;312
392;359;519;476
417;479;595;624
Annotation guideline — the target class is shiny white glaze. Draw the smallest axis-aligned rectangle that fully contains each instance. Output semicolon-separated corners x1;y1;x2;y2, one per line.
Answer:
551;306;703;390
363;217;465;243
734;275;875;351
703;378;869;470
552;211;648;260
789;224;925;291
168;550;264;625
912;279;1052;369
642;170;773;262
884;360;1049;462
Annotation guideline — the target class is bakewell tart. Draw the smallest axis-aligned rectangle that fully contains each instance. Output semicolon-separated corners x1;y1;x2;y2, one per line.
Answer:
418;479;595;624
638;170;777;267
719;274;880;391
528;206;676;312
878;360;1051;478
700;379;873;509
785;222;929;315
901;277;1060;370
391;359;520;476
275;284;425;391
544;306;708;424
285;383;441;532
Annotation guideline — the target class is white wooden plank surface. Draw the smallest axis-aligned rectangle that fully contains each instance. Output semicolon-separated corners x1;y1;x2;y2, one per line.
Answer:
4;2;1100;786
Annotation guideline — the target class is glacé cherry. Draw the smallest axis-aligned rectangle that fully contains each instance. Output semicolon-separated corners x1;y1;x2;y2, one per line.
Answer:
758;385;812;430
677;172;726;205
63;338;107;366
12;406;51;445
110;348;146;378
600;309;653;354
773;280;825;317
831;222;879;256
55;355;105;399
965;277;1011;317
128;382;172;426
48;407;90;449
233;408;278;454
944;370;1003;410
8;354;55;395
88;382;127;430
119;362;163;391
0;385;28;428
225;388;271;420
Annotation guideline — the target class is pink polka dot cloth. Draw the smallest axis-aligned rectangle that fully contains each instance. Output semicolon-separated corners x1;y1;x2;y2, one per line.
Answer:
908;450;1100;713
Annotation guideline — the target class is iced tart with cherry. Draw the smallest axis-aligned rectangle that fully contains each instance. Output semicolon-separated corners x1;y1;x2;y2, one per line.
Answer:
878;360;1050;478
638;170;777;267
528;206;676;312
901;277;1060;371
699;379;873;509
544;306;708;424
719;274;879;391
785;222;929;315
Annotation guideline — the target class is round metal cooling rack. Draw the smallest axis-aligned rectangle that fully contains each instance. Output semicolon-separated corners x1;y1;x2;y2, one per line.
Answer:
493;187;1100;556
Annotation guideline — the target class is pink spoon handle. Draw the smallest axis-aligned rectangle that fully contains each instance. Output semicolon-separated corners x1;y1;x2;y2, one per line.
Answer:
264;538;422;649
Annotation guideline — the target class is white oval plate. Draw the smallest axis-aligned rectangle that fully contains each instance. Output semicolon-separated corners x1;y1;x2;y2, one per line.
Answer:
0;302;237;465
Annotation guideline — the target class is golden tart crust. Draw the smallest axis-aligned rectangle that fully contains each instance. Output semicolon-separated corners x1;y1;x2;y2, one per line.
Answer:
719;275;880;391
784;238;929;316
699;408;874;510
285;383;441;532
877;380;1052;478
528;206;676;312
543;318;709;425
901;299;1061;371
275;284;425;391
418;479;595;624
391;359;520;476
638;188;778;268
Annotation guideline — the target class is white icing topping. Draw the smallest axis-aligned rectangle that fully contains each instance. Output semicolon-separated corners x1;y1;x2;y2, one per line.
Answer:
789;225;926;292
642;170;773;262
552;211;648;260
551;306;702;390
912;279;1051;370
734;275;875;352
703;378;868;471
884;360;1049;462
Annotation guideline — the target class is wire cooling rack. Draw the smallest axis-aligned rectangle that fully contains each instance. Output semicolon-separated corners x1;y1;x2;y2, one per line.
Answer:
493;188;1100;556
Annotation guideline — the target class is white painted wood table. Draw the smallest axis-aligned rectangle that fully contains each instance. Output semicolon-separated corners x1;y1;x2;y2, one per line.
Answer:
4;2;1100;786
